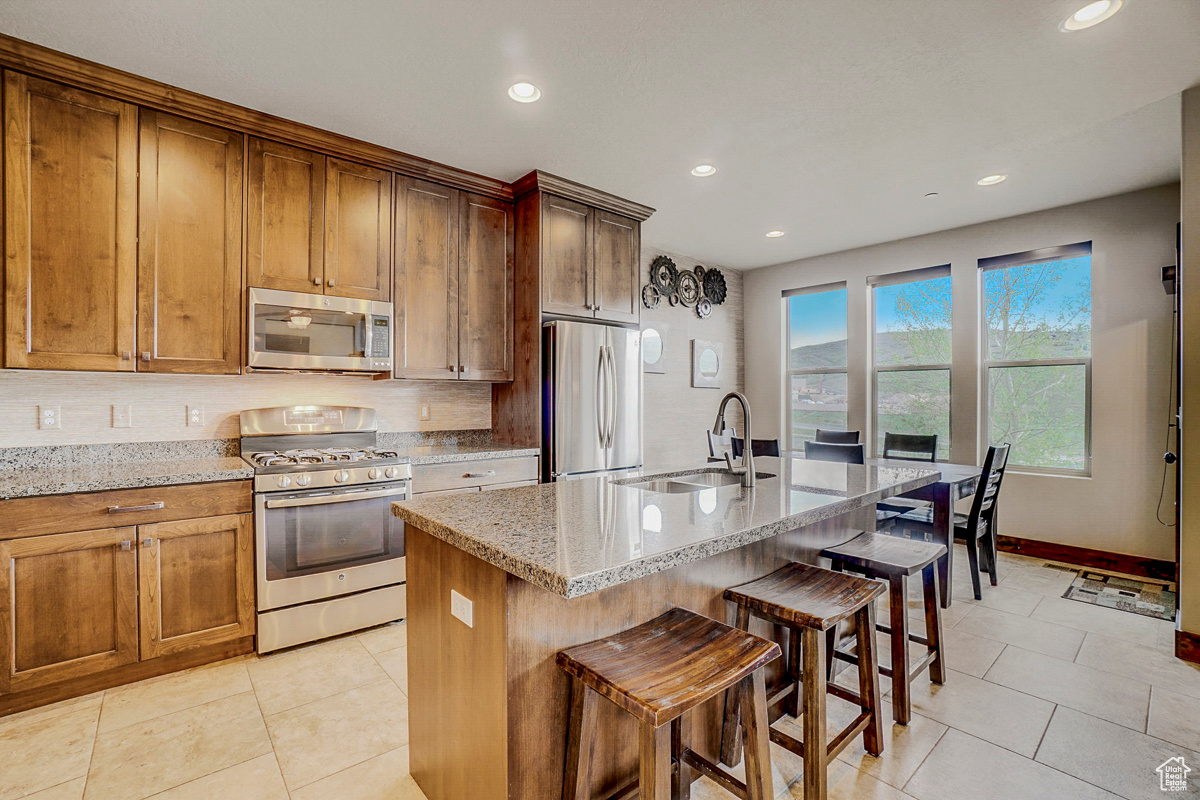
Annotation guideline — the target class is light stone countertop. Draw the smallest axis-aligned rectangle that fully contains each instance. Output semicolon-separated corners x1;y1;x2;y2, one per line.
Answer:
0;457;255;499
392;456;940;598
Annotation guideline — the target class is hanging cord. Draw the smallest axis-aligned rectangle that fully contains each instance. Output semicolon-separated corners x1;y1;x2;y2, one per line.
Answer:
1156;299;1179;527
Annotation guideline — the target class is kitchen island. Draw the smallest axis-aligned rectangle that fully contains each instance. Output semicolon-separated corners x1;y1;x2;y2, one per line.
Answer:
392;457;939;800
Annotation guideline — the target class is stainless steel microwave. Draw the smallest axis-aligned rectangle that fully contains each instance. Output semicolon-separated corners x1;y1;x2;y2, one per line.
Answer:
248;288;393;373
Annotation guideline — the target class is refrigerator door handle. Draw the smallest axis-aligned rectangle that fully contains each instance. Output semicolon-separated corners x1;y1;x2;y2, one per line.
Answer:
596;345;607;451
606;345;618;449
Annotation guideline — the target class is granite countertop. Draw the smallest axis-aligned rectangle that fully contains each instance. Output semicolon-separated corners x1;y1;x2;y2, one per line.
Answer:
395;442;540;466
0;457;254;499
392;456;940;598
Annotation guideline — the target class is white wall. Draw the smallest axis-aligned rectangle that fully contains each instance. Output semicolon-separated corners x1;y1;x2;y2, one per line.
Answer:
641;249;744;468
1180;86;1199;638
744;185;1179;561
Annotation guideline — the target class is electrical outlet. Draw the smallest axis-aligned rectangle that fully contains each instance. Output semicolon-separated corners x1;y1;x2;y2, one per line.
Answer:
111;405;133;428
186;406;205;426
450;589;473;628
419;402;431;421
38;405;60;430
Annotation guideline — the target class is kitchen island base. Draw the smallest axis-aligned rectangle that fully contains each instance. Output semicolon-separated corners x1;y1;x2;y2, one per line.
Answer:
406;505;875;800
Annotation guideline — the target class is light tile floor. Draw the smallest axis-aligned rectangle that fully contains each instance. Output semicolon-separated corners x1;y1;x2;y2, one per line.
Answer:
1;547;1196;800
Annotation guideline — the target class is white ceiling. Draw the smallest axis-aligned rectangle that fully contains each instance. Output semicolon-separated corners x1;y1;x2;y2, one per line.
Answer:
1;0;1197;269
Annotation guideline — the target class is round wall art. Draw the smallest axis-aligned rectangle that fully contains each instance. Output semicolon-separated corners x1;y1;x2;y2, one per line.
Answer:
640;257;729;320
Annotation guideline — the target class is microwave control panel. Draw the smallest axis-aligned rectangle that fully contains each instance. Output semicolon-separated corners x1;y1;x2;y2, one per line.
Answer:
369;316;391;359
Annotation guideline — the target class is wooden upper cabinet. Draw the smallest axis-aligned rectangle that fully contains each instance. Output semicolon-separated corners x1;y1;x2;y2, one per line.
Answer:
459;193;514;381
394;177;459;380
246;138;325;293
592;210;640;324
540;195;592;318
137;111;244;374
0;527;139;693
3;72;138;371
324;157;392;302
138;513;254;659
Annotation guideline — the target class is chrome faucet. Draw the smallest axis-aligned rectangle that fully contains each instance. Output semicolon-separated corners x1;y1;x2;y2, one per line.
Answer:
713;391;755;487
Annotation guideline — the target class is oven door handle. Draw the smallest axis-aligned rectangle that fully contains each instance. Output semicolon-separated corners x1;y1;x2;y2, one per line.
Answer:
264;485;410;509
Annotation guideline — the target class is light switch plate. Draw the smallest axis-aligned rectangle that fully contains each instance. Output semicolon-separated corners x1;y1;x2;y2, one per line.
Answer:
112;405;133;428
450;589;473;628
186;406;205;426
38;405;61;430
419;402;431;421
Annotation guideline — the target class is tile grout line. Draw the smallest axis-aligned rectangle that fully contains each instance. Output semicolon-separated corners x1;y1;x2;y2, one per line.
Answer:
287;744;412;795
81;690;105;798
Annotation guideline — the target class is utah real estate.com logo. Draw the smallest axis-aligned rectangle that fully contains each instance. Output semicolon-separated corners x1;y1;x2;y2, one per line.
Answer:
1157;757;1192;792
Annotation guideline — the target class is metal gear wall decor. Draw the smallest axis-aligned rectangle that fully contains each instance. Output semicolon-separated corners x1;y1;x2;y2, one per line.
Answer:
640;258;729;319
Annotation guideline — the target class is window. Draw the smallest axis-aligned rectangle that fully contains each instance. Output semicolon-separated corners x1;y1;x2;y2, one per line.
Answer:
871;266;952;460
980;243;1092;474
785;283;848;449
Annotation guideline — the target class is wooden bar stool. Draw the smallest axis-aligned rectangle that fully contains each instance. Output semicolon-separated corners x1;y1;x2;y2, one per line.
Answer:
719;563;886;800
821;532;947;725
557;607;781;800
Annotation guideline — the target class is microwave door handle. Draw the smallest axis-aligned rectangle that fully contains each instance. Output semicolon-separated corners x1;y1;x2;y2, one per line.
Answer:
264;485;409;509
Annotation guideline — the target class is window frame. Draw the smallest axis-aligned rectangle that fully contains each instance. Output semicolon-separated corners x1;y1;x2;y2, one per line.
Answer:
783;282;848;452
869;265;953;461
978;242;1093;477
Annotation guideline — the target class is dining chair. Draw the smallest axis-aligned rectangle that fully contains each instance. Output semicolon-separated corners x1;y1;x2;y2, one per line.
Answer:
732;437;783;458
708;428;736;463
894;444;1011;600
877;432;939;517
815;429;861;445
803;440;865;464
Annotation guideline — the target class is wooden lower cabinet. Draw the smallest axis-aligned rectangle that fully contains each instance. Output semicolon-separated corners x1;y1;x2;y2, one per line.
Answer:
0;502;254;703
0;527;140;693
139;513;254;659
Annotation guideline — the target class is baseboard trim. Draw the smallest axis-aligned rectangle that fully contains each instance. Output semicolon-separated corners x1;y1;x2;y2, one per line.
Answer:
996;536;1176;583
1177;629;1200;665
0;636;255;718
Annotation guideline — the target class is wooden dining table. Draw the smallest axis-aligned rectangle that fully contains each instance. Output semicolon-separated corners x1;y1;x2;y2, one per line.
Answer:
865;457;982;607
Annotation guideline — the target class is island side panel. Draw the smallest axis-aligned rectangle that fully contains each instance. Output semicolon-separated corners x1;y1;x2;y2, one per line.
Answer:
407;526;509;800
504;505;874;799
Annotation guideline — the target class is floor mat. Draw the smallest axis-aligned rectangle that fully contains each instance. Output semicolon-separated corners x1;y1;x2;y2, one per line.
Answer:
1062;569;1177;621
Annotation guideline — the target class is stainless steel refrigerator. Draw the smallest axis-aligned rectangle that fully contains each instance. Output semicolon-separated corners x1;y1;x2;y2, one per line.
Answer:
544;320;643;480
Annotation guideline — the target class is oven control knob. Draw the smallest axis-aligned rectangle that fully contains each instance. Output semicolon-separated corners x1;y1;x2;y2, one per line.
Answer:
334;470;350;483
276;475;291;489
385;466;398;479
368;467;382;480
295;475;311;487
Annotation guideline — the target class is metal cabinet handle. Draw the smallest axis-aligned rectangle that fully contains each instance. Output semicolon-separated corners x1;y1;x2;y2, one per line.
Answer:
140;352;151;362
120;351;132;361
463;470;496;478
327;278;336;287
312;277;321;286
107;501;165;514
142;537;154;548
119;540;132;551
459;365;466;372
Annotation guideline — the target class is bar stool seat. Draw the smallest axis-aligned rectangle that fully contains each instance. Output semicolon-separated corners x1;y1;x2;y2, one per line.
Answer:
720;563;887;800
557;607;781;800
821;532;948;725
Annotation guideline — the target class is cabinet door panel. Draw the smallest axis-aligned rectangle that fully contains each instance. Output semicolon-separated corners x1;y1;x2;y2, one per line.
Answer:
394;177;458;379
325;158;392;302
593;210;640;324
138;111;243;374
0;528;138;692
139;513;254;659
459;193;514;381
3;72;137;371
540;195;592;318
247;138;325;293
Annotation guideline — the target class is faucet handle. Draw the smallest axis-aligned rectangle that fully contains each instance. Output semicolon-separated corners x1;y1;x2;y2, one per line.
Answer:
723;451;739;472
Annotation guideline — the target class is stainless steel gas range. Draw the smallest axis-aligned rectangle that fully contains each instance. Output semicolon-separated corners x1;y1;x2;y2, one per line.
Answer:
240;406;411;653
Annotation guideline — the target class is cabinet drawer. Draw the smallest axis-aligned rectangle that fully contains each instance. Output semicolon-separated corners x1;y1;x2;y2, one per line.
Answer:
0;481;252;541
411;457;538;494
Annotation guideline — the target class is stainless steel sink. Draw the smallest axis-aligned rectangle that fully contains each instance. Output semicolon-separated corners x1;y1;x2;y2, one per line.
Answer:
620;470;776;493
622;479;714;493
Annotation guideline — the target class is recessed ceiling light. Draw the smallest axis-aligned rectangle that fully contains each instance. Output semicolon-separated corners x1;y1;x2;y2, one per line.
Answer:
1060;0;1123;31
765;230;785;238
977;174;1008;186
691;164;717;177
507;82;541;103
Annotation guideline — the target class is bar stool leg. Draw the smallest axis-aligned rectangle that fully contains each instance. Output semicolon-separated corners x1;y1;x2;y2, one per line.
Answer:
801;627;828;800
671;714;691;800
922;564;947;684
719;605;751;767
640;721;672;800
562;678;597;800
741;669;774;800
786;627;802;718
888;574;912;725
854;603;884;756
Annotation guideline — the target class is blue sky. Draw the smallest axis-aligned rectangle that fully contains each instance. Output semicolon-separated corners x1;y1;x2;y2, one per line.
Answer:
788;288;846;348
